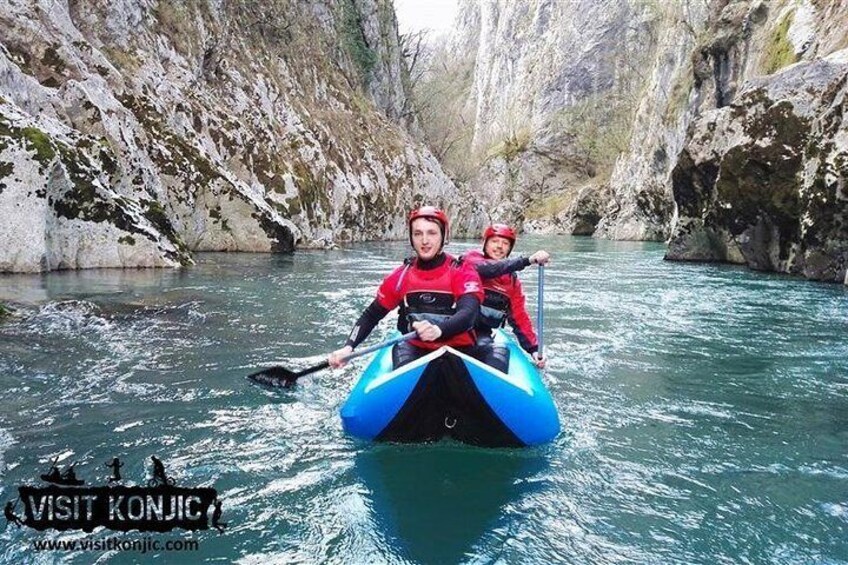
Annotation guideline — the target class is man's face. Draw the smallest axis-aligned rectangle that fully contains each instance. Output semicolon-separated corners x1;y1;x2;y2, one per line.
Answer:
484;235;512;259
411;218;443;261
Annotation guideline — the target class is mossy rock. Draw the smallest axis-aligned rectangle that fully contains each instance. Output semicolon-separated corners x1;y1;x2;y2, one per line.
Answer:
0;116;57;170
715;101;807;238
338;0;377;86
22;127;57;164
761;12;799;75
119;93;223;188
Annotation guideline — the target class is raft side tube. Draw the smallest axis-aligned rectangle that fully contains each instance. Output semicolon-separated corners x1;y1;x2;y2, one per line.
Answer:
341;347;445;440
459;329;560;445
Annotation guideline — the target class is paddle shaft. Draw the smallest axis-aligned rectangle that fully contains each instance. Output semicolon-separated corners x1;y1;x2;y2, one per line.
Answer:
291;331;418;379
537;265;544;357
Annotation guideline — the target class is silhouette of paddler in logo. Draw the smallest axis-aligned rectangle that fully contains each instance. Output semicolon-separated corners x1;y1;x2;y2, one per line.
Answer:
105;457;124;484
40;458;84;486
211;499;226;534
4;499;24;528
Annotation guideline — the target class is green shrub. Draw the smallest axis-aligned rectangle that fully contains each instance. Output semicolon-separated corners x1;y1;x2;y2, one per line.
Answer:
21;127;56;164
525;193;572;219
487;130;531;162
340;0;377;85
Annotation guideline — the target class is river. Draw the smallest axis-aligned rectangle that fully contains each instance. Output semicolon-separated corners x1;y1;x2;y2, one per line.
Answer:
1;235;846;563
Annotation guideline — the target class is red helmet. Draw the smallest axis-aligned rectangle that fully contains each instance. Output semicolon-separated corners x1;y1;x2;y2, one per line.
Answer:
408;206;450;247
483;223;517;256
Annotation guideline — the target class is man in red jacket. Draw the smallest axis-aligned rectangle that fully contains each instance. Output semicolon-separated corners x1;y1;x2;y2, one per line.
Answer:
329;206;484;369
462;224;550;371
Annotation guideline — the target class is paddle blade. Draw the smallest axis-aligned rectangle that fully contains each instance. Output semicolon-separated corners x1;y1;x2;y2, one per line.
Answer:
247;366;298;388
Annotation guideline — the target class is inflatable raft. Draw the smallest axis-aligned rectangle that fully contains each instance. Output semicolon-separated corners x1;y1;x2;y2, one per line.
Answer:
341;330;560;447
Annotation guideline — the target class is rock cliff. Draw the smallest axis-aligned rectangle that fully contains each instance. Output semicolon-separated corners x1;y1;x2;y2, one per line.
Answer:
419;0;847;283
0;0;478;272
428;0;659;229
593;1;710;241
665;0;848;284
5;0;846;283
666;48;847;283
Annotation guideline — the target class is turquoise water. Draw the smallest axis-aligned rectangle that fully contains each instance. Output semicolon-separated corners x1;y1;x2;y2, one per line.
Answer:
1;236;847;564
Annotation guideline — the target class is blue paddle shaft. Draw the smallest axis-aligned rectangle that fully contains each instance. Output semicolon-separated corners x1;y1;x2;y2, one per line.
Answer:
250;331;418;384
343;331;417;362
537;265;544;357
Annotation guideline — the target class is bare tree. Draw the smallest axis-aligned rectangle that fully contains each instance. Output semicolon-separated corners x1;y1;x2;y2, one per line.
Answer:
400;29;431;89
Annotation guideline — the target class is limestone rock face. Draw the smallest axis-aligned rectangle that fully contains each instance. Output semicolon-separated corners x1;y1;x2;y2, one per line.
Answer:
0;0;469;272
431;0;848;285
557;183;613;236
0;101;188;271
597;0;848;244
463;0;649;154
600;0;848;285
436;0;658;232
666;50;848;283
593;1;710;241
356;0;418;132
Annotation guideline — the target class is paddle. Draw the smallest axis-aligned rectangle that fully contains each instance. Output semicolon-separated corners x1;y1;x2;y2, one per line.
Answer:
248;331;418;388
537;265;545;359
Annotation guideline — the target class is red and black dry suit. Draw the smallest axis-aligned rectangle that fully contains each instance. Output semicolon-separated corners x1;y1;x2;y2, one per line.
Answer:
462;250;539;356
344;252;483;368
